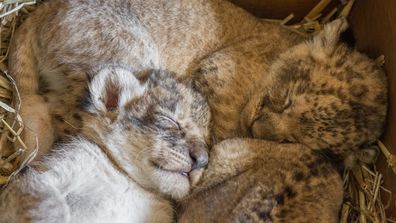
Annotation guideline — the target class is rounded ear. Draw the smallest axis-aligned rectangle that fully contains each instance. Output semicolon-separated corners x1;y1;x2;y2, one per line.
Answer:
85;66;147;114
310;18;349;59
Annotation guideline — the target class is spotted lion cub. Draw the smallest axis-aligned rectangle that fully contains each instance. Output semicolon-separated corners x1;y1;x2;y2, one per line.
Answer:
178;19;387;222
0;66;210;223
191;18;387;161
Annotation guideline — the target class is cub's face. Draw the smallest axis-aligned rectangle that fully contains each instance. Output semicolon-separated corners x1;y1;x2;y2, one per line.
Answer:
83;67;211;199
242;19;387;157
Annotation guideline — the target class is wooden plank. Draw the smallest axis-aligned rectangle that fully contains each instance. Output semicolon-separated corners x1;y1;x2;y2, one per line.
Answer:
349;0;396;218
229;0;321;22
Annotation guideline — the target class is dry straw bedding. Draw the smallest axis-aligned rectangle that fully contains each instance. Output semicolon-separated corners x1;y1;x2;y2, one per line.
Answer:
0;0;395;222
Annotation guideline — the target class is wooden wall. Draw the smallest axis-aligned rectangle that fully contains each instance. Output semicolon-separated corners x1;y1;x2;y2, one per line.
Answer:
230;0;317;22
349;0;396;217
232;0;396;217
230;0;337;23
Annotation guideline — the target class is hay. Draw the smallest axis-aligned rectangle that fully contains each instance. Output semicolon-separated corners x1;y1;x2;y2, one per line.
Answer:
0;0;38;185
341;147;395;223
0;0;395;222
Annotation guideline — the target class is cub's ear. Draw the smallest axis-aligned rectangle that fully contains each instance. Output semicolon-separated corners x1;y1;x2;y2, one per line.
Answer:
310;18;349;59
85;66;147;114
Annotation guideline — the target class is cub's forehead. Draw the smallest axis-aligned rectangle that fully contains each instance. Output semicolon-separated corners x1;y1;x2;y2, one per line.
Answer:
274;48;385;87
156;83;210;124
124;81;204;114
274;58;313;83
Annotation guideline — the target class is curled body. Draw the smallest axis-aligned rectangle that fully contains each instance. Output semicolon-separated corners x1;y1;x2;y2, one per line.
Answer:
9;0;265;157
191;19;387;161
0;67;211;223
178;19;387;222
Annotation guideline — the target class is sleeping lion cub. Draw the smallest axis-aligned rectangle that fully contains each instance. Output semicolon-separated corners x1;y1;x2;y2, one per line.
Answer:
0;66;211;223
190;18;387;162
9;0;263;158
177;19;387;222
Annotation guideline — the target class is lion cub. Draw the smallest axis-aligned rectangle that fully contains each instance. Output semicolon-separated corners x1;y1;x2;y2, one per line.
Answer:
191;18;387;161
178;19;387;222
9;0;262;157
0;66;211;223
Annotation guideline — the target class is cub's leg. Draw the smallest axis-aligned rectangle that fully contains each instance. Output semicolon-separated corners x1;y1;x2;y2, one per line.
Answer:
17;95;54;159
8;6;55;159
8;4;60;159
179;139;343;223
228;182;342;223
192;138;263;190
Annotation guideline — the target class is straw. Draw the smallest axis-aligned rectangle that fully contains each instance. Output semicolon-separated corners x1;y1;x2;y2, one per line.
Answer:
0;0;37;183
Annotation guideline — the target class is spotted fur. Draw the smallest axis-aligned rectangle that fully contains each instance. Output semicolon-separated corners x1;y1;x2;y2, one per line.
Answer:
190;19;387;161
178;19;387;223
178;138;343;223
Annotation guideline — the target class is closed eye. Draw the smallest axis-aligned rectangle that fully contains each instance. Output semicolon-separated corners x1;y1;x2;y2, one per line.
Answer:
159;115;181;130
267;88;293;113
265;95;292;113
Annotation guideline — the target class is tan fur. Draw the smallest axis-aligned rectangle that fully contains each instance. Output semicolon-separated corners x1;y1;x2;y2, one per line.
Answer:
9;0;264;158
178;138;343;223
10;1;387;222
177;19;387;222
190;19;387;159
188;24;303;141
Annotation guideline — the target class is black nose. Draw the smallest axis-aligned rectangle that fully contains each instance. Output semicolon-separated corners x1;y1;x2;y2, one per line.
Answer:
190;148;208;170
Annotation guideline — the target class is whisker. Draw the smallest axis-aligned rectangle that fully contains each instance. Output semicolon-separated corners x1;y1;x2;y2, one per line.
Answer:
136;147;153;160
63;119;80;130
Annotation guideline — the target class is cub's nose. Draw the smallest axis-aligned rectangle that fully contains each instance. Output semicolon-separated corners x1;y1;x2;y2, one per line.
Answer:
190;147;208;170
